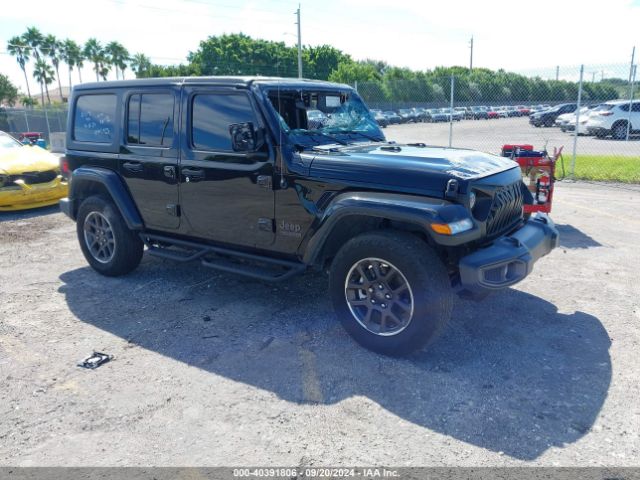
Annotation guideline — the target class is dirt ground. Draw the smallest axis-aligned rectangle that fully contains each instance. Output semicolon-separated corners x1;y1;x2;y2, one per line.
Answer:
0;181;639;466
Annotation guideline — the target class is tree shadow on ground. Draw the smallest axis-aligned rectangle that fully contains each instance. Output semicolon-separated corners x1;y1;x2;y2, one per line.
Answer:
59;258;611;461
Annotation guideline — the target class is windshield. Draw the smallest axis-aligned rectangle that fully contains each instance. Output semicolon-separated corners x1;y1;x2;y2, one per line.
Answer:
267;89;383;146
0;132;22;153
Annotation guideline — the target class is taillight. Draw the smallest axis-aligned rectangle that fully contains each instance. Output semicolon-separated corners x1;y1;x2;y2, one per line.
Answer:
60;156;70;179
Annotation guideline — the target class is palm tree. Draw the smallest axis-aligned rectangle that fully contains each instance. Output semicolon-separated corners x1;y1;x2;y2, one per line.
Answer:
33;59;55;105
23;27;43;61
7;36;32;101
83;38;103;81
42;34;63;101
61;39;84;89
75;48;85;84
130;53;151;78
105;41;130;80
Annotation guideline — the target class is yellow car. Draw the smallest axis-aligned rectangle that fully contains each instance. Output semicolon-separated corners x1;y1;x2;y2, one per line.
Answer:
0;131;68;211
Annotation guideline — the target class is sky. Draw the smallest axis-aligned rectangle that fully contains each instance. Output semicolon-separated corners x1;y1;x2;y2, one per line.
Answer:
1;0;639;94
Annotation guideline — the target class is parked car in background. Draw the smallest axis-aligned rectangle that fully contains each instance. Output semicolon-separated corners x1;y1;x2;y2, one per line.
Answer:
470;106;489;119
307;109;329;129
487;107;500;119
383;111;402;125
529;103;577;127
557;106;595;132
517;105;531;116
440;108;463;121
397;109;417;123
505;106;520;117
428;108;448;122
370;109;389;128
0;131;68;211
412;107;430;122
586;100;640;139
454;107;469;119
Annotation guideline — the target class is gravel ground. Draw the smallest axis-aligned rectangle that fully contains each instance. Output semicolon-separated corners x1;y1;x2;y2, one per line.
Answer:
384;117;640;157
0;181;639;466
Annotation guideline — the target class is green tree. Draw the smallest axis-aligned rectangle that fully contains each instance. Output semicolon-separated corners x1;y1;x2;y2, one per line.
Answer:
105;41;130;80
83;38;104;81
32;59;54;105
22;27;43;61
42;34;64;100
7;36;32;101
0;74;19;106
130;53;152;78
61;39;82;88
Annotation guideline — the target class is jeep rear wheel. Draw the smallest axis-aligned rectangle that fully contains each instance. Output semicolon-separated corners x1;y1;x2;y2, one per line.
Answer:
329;231;453;356
77;195;143;276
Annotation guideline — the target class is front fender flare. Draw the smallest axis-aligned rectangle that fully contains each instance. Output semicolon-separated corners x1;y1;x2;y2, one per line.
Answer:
65;167;144;230
300;192;477;265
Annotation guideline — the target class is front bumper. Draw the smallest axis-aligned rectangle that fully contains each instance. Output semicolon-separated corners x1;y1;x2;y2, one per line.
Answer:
0;176;68;211
458;214;559;294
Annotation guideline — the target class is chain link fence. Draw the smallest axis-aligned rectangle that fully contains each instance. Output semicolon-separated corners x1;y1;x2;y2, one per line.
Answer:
357;63;639;183
1;63;638;183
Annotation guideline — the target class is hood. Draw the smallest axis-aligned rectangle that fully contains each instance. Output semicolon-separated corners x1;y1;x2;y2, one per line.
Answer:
0;145;59;175
306;143;518;196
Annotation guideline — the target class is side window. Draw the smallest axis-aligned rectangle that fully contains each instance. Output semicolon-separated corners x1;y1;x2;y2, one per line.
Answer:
191;94;256;151
632;103;640;112
619;104;629;112
73;94;116;143
127;93;174;146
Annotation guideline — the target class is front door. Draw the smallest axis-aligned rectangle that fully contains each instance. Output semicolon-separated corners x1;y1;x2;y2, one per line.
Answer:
178;87;275;247
119;88;180;230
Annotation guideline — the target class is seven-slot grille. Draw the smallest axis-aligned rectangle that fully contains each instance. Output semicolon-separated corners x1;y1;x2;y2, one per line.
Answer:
485;181;524;236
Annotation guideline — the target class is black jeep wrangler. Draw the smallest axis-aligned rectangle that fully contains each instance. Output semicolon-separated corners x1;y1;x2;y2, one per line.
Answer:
60;77;559;355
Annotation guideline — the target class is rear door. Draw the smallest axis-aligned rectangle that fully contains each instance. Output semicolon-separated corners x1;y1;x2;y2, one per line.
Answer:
119;88;180;230
178;87;275;247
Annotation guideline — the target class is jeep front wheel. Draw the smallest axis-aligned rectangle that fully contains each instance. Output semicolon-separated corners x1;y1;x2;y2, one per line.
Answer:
76;195;143;276
329;231;453;356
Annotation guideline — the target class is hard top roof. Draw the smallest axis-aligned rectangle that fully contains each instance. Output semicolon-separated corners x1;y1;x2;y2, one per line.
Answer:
72;76;352;91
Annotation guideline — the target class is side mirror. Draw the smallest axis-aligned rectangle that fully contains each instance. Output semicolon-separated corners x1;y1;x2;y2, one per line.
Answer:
229;122;263;152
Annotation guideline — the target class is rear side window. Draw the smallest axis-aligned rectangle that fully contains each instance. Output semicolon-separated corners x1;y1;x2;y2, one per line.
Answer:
74;94;116;143
127;93;174;146
191;94;256;151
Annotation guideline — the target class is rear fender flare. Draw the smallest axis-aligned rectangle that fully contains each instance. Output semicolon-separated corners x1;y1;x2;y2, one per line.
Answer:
67;167;143;230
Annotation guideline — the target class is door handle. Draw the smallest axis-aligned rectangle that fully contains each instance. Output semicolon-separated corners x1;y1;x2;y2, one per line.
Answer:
163;165;176;179
122;161;143;173
181;167;205;182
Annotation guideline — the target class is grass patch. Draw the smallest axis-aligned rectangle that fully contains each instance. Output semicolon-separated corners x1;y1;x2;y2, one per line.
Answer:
557;155;640;183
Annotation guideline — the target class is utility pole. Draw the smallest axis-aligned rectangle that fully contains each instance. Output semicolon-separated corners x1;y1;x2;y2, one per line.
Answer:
555;66;559;81
628;46;636;96
469;36;473;70
296;5;302;78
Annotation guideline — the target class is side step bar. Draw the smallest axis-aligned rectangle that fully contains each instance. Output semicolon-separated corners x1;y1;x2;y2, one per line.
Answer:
140;233;306;282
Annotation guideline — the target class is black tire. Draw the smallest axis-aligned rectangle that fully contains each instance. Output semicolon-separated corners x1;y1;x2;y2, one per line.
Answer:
76;195;143;276
329;231;453;356
612;121;628;140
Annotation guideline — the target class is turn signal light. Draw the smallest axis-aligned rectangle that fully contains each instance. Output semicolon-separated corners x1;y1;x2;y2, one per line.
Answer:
430;218;474;235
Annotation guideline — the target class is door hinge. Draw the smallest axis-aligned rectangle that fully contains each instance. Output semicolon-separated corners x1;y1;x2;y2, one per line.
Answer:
258;217;274;232
166;204;181;217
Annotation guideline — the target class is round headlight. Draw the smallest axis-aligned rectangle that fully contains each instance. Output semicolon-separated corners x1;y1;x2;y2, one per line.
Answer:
469;191;476;209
